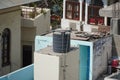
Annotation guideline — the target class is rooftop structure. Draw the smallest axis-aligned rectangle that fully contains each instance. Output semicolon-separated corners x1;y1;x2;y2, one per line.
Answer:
21;6;50;35
99;2;120;18
99;1;120;57
0;31;112;80
0;0;50;76
34;47;79;80
0;0;40;10
0;0;114;80
21;6;48;19
45;27;110;41
61;0;109;31
35;32;112;80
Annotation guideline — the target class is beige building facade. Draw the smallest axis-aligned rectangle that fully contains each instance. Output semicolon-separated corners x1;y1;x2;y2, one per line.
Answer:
0;7;21;76
0;1;50;76
21;6;50;67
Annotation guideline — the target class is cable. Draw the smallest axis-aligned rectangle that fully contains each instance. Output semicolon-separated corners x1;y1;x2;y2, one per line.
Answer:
62;31;66;80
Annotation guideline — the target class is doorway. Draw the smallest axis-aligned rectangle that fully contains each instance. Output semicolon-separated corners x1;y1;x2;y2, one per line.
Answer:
79;45;90;80
22;45;32;67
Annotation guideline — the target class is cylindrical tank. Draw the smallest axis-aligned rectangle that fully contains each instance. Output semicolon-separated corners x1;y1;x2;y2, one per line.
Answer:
53;30;70;53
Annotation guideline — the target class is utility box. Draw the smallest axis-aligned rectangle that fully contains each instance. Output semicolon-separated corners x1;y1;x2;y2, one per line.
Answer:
34;47;79;80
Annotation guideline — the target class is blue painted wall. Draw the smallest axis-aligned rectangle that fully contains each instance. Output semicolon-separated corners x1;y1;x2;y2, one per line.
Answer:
80;45;90;80
35;36;92;51
35;36;53;51
0;64;34;80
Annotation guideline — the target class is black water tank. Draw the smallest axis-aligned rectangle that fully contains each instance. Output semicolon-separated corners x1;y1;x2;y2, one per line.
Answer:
53;30;70;53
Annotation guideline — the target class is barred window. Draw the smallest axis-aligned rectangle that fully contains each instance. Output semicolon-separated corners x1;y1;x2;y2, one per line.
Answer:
2;28;11;67
66;1;80;20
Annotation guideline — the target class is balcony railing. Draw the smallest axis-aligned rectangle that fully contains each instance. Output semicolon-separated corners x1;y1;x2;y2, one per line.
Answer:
21;6;46;19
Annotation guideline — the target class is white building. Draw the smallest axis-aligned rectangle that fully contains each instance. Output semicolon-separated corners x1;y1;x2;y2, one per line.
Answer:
0;0;50;76
35;33;112;80
61;0;108;31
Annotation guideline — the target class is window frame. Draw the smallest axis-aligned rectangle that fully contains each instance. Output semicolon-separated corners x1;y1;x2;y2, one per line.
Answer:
65;1;80;20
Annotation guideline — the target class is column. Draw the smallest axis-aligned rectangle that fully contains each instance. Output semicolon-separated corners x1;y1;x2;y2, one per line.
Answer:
63;0;66;19
79;0;83;21
104;6;107;26
85;0;90;24
102;0;108;26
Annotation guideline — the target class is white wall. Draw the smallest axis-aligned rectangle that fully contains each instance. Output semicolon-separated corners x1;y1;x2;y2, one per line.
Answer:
0;9;21;76
34;47;79;80
34;9;50;35
61;18;82;30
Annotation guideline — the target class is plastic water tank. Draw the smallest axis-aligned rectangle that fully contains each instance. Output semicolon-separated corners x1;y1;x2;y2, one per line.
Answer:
53;30;70;53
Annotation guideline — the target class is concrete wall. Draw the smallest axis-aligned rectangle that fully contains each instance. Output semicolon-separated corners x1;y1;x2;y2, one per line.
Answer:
21;27;36;62
21;8;50;35
21;9;50;63
0;8;21;76
112;35;120;57
61;18;82;30
21;27;36;42
83;24;99;33
93;36;112;80
110;18;120;35
35;36;112;80
34;48;79;80
34;9;50;35
21;19;34;27
35;36;93;80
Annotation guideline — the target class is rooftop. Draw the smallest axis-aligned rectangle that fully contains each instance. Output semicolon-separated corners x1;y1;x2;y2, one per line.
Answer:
44;25;110;42
36;46;78;56
21;6;48;19
0;0;40;10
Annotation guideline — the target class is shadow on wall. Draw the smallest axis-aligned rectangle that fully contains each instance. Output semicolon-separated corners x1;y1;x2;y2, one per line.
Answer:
112;35;119;57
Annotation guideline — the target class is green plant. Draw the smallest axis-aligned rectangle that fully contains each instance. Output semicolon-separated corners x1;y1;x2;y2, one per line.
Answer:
29;5;39;18
41;8;47;15
29;12;35;18
29;11;39;18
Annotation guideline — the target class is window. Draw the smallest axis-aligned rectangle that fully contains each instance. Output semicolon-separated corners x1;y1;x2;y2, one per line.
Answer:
90;0;103;6
2;28;11;67
88;0;104;25
66;1;80;20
